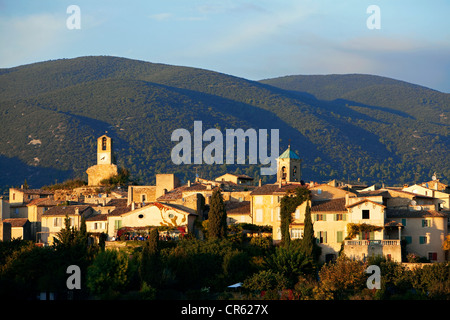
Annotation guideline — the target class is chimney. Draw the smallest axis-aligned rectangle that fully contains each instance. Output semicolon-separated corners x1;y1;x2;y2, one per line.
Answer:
188;180;191;187
75;207;79;215
258;179;262;187
345;193;349;206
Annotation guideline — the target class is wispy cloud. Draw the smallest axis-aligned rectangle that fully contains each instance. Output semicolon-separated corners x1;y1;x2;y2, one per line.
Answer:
193;2;318;55
149;13;173;21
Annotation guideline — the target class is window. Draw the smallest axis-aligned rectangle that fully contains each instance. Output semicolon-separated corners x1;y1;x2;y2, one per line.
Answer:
401;218;407;226
336;231;343;243
317;189;322;195
14;208;19;215
419;236;428;244
316;231;327;244
12;193;15;201
281;166;286;180
277;207;281;221
402;236;412;244
362;210;370;219
255;196;263;205
291;228;303;239
315;214;326;221
256;209;263;222
428;252;437;261
102;137;107;150
422;219;431;227
94;223;104;230
141;194;146;203
54;217;62;227
138;214;144;219
114;220;122;230
335;213;344;221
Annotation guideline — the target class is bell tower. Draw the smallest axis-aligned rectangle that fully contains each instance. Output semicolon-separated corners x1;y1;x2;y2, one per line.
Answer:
277;145;301;183
86;134;118;186
97;134;113;165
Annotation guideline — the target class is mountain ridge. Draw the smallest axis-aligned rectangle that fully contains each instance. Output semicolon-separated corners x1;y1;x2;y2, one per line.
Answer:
0;56;448;193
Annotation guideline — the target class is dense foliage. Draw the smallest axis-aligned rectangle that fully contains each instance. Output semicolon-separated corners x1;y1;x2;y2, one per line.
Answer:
1;56;449;195
280;187;310;247
1;234;449;300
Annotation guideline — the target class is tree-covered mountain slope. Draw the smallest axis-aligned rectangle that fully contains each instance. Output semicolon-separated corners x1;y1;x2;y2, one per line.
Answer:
0;56;448;193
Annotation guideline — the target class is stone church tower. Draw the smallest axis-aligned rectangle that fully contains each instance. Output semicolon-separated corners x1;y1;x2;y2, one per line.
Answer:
86;135;118;186
277;145;302;183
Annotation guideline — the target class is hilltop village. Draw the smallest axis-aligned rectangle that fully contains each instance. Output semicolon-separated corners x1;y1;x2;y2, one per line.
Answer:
0;134;449;264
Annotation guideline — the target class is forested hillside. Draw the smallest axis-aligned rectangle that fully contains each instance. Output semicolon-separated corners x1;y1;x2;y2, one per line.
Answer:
0;56;448;193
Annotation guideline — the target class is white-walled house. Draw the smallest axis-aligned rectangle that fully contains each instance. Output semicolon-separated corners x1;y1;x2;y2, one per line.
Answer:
106;202;198;240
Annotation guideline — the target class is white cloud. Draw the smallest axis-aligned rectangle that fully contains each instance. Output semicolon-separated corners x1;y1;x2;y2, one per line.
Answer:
149;13;173;21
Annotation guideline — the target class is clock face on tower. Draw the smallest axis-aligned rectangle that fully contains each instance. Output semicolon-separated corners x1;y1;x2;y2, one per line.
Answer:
98;152;110;165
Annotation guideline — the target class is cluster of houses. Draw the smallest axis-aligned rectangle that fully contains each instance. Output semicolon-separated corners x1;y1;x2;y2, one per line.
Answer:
0;135;449;263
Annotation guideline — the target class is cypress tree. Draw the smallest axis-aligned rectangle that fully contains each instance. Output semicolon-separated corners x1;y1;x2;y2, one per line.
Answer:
139;228;160;287
208;188;227;239
301;202;315;258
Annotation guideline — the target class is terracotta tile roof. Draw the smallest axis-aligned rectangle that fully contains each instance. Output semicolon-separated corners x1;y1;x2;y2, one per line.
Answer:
217;173;254;180
346;199;386;208
108;204;133;216
157;183;210;201
85;214;108;221
386;209;448;218
250;183;306;196
384;220;404;227
42;205;92;216
109;202;197;217
384;188;435;199
105;198;127;207
2;218;28;227
225;201;250;215
311;198;346;212
26;198;60;207
12;188;53;195
356;190;390;197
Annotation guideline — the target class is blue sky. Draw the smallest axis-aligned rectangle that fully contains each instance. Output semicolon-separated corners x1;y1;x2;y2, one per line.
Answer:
1;0;449;92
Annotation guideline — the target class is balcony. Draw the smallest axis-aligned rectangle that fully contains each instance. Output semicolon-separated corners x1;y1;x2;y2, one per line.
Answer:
344;239;400;246
343;239;402;262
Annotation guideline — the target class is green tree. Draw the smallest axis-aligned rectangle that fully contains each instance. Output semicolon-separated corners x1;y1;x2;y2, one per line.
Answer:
53;215;75;249
300;201;318;261
208;188;227;239
87;250;129;298
139;228;160;287
316;256;367;300
243;269;288;298
264;245;314;288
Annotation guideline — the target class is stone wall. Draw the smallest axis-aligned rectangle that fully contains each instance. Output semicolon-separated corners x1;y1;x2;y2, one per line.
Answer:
86;164;118;186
